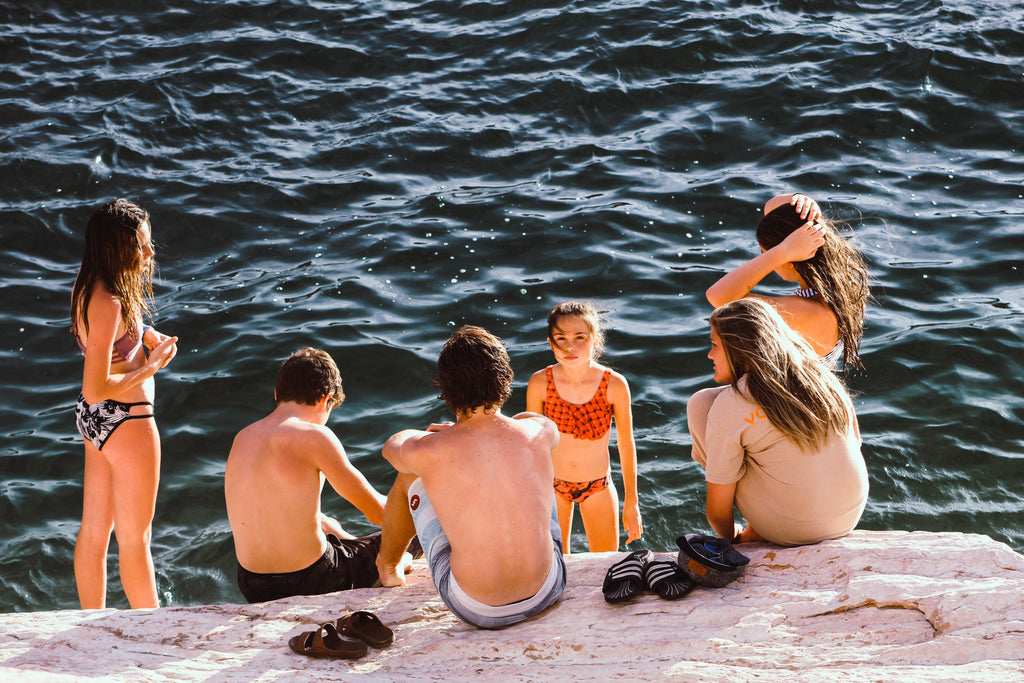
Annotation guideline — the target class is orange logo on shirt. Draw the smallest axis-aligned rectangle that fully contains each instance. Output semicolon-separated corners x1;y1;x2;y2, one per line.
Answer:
743;407;767;425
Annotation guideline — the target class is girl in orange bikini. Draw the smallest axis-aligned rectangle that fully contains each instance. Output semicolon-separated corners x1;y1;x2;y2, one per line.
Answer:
526;301;642;553
71;199;178;609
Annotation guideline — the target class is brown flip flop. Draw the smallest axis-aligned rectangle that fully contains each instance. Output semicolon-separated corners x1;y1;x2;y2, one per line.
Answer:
335;610;395;649
288;622;368;659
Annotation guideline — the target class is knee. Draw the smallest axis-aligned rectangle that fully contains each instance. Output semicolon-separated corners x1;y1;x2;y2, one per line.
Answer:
76;523;112;548
686;387;720;423
389;472;419;498
113;521;153;549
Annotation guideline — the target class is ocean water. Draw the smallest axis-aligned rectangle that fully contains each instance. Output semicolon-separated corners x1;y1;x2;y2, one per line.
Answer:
1;0;1021;612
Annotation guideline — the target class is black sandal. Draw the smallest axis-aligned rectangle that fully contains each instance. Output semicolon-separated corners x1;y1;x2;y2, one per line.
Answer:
644;559;694;600
602;549;653;603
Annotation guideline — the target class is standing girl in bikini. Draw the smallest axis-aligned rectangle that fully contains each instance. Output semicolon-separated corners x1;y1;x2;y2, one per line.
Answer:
71;199;178;608
706;192;869;372
526;301;642;553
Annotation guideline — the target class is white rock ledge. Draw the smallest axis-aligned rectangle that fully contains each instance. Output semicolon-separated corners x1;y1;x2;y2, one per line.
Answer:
1;530;1023;682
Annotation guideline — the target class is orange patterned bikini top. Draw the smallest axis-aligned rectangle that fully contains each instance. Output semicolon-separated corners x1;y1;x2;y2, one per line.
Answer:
542;366;614;441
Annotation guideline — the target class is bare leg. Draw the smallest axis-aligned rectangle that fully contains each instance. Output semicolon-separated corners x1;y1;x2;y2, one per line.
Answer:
376;473;418;587
106;417;160;609
580;484;620;553
75;442;115;609
686;386;727;469
555;495;573;554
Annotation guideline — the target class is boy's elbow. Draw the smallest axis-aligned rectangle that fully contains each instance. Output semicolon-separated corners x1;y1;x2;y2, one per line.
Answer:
366;502;386;527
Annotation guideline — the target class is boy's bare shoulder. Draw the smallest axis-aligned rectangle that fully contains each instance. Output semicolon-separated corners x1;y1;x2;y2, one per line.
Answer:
509;411;558;444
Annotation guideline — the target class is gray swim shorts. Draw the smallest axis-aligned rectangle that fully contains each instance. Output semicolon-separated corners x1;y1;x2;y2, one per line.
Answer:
407;478;566;629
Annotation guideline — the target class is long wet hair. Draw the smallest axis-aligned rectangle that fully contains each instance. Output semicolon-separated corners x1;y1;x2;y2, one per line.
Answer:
757;203;869;372
546;300;605;360
711;298;855;450
71;199;154;335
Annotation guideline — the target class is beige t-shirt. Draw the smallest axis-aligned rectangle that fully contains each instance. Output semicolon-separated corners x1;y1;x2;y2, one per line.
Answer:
704;386;868;546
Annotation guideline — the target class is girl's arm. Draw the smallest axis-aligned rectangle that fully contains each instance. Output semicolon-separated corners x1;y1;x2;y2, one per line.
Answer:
525;370;546;414
706;221;826;307
609;373;642;544
763;193;821;221
141;324;175;352
80;292;177;403
705;194;824;308
705;481;742;542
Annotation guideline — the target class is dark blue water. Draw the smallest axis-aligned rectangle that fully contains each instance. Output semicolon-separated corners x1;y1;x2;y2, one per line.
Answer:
1;0;1021;612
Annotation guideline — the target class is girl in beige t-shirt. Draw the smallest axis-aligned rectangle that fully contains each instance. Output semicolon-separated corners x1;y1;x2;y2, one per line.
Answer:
687;298;868;546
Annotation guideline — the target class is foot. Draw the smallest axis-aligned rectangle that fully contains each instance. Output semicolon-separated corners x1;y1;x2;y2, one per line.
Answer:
376;552;414;587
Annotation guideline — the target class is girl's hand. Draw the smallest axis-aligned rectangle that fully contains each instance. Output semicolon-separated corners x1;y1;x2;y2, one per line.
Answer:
148;336;178;370
623;504;643;544
143;327;174;352
790;193;822;222
776;220;825;263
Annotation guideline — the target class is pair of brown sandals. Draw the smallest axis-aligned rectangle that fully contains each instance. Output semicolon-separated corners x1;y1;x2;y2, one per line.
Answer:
288;610;395;660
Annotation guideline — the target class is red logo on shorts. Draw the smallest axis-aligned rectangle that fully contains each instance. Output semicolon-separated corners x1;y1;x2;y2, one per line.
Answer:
410;495;420;511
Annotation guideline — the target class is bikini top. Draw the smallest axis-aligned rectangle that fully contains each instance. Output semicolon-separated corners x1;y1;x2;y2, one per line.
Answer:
72;317;144;364
822;340;844;369
793;286;817;299
542;366;614;441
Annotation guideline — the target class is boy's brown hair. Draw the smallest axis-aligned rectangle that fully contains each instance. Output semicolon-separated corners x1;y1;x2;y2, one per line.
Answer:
433;326;512;415
275;347;345;408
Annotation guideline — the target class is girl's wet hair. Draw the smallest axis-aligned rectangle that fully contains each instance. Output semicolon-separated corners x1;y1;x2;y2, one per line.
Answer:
756;203;869;373
546;301;605;359
71;198;154;336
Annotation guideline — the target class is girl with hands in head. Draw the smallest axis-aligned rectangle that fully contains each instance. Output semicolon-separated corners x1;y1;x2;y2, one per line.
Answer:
706;193;869;372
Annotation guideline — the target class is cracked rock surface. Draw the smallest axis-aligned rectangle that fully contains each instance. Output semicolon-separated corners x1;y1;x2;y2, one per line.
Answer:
1;530;1022;681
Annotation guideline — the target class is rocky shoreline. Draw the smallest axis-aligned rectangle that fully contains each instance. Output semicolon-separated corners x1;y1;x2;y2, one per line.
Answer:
1;530;1022;681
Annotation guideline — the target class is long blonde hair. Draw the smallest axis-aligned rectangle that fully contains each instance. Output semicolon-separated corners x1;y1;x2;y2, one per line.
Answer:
757;204;869;372
71;199;154;335
711;298;854;450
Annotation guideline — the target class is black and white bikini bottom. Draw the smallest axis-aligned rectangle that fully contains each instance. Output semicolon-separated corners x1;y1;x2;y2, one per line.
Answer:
75;393;153;451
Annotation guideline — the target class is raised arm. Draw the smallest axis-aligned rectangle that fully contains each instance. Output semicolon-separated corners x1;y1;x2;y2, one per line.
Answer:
608;374;642;544
763;193;822;221
705;247;802;307
706;193;825;308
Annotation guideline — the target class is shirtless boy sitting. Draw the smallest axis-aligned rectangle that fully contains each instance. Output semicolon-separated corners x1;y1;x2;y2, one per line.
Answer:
225;347;390;603
375;325;566;629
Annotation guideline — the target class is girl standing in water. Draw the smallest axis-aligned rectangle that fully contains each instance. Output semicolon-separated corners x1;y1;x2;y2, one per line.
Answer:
526;301;642;553
71;199;178;608
706;193;869;372
688;298;868;546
